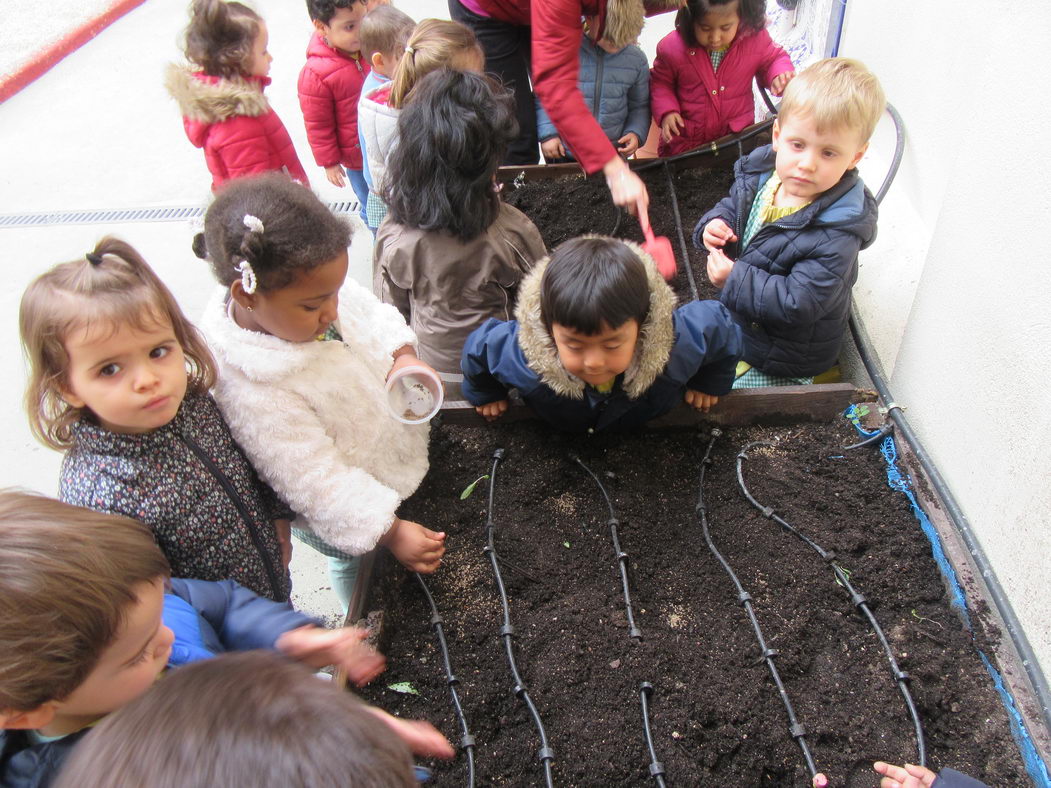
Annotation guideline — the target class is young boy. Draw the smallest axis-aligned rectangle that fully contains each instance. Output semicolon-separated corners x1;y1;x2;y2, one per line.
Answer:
298;0;371;210
460;236;742;432
357;5;415;232
536;16;650;164
695;57;885;387
0;492;399;787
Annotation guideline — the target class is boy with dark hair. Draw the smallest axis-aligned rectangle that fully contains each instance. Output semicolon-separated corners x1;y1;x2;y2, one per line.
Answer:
56;652;453;788
460;235;742;432
0;491;397;787
298;0;371;211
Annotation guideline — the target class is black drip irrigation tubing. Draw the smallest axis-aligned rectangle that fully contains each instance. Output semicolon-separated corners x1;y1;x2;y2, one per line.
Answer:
413;572;477;786
482;449;556;786
735;442;927;767
639;682;667;788
661;160;699;302
695;429;820;780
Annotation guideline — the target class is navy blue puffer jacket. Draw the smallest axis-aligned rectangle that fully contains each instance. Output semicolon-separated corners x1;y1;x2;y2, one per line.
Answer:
694;145;878;377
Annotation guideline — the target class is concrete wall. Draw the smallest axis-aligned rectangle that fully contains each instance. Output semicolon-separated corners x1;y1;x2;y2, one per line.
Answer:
841;2;1051;672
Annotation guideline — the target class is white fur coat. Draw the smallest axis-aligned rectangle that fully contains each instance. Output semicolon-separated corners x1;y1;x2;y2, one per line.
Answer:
200;276;428;555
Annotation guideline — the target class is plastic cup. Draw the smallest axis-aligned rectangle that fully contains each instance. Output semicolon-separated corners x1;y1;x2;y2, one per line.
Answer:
385;365;444;424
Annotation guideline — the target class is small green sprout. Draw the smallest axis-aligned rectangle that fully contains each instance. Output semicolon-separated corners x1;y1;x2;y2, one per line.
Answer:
460;475;490;500
911;609;943;629
563;541;571;548
834;565;852;587
387;681;419;695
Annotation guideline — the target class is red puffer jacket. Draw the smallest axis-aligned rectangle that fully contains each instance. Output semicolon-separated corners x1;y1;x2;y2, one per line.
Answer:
472;0;680;174
297;32;369;170
166;65;309;191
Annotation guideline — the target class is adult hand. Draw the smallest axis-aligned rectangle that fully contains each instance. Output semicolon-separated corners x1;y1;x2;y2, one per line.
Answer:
617;132;640;157
701;218;737;251
706;246;735;288
660;112;684;142
541;137;567;161
325;164;346;188
603;156;648;217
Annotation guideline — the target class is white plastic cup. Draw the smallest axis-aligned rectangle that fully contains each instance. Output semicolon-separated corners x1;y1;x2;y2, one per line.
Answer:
385;365;444;425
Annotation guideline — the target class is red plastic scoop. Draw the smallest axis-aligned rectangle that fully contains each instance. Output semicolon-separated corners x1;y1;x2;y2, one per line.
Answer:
637;203;677;281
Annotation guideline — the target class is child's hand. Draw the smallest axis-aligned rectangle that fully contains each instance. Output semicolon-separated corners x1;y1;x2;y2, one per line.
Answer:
770;70;796;97
476;399;509;422
275;625;386;686
617;132;641;157
387;349;441;388
541;136;567;161
325;165;347;188
380;517;446;573
365;706;456;758
873;762;938;788
274;518;293;570
701;218;737;251
684;390;718;412
706;246;735;288
660;112;684;142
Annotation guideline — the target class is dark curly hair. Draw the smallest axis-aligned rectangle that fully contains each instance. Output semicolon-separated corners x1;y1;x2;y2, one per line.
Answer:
183;0;262;79
305;0;366;25
675;0;766;48
196;174;352;293
383;69;517;242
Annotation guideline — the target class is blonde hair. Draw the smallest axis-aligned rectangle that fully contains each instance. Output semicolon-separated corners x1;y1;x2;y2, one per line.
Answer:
0;491;170;712
777;57;886;144
19;237;217;451
388;18;481;109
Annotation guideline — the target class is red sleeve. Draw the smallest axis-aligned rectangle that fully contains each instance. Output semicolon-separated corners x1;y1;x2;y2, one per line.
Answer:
530;0;617;174
649;35;682;124
298;64;341;168
754;30;794;88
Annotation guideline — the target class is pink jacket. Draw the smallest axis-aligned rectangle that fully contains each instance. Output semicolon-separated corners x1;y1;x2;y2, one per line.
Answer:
650;27;792;157
297;33;370;170
166;66;309;191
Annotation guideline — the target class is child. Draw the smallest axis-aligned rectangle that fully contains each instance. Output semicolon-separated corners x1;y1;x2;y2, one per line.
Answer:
376;69;546;374
358;18;482;233
297;0;371;209
536;16;650;164
357;5;416;232
460;236;742;432
55;652;454;788
650;0;794;157
166;0;309;191
695;58;884;387
195;174;445;613
0;492;396;788
19;237;292;602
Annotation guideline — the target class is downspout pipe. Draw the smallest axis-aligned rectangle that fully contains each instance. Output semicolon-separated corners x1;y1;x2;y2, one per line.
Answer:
853;102;1051;735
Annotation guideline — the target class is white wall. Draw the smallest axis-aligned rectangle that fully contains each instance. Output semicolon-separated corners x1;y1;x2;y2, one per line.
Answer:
841;1;1051;672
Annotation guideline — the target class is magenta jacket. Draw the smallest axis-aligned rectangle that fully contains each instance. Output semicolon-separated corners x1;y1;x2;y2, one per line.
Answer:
297;32;370;170
650;27;792;157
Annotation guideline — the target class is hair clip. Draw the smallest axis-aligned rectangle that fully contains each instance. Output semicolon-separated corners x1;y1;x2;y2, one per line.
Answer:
243;214;264;233
236;260;258;295
405;45;415;55
86;252;103;266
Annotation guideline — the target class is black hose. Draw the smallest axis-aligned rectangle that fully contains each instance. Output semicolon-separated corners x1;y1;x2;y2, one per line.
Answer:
483;449;556;786
662;160;699;302
632;119;775;173
414;573;477;786
696;430;820;779
736;442;926;767
638;683;667;787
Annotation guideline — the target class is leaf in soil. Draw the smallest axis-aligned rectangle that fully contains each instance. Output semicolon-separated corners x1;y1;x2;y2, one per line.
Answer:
459;475;490;500
387;681;419;695
563;541;571;548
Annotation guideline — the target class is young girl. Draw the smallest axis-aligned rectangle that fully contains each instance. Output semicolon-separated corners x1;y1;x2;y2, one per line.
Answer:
650;0;795;157
166;0;309;191
195;173;445;612
19;238;292;602
376;69;545;374
358;18;483;232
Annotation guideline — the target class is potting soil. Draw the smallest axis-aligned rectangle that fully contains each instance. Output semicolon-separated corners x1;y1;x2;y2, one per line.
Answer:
360;419;1028;787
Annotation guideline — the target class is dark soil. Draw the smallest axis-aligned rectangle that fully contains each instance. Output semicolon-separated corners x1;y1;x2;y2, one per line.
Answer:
503;165;736;304
360;419;1028;787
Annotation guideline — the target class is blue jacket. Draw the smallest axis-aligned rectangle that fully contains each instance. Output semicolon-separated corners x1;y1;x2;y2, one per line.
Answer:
694;145;878;377
535;37;650;154
0;578;313;788
461;240;742;432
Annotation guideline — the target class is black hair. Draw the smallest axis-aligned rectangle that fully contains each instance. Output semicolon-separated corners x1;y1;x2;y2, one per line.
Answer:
540;237;650;335
384;69;517;242
675;0;766;48
305;0;366;25
196;173;351;292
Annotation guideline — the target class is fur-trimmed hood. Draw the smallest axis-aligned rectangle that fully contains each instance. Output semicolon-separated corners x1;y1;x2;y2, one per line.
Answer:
165;64;271;126
604;0;684;49
513;236;677;400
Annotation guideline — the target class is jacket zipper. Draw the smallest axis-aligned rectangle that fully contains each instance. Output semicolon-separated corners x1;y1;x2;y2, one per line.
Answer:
592;49;605;120
180;433;285;601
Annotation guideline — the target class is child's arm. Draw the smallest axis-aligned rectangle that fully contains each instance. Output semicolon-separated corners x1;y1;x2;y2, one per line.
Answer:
336;275;418;363
620;50;651;156
535;94;561;155
375;230;413;323
649;44;683;141
694;195;740;251
297;65;347;187
674;301;743;400
460;319;517;419
754;30;795;96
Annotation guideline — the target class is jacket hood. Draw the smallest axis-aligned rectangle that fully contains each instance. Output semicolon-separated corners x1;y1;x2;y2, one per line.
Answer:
166;64;271;126
513;236;677;399
604;0;682;49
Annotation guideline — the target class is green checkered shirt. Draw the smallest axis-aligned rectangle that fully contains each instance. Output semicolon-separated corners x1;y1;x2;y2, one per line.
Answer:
709;48;727;70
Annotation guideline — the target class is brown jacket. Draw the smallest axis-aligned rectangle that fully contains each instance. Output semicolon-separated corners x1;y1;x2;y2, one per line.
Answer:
376;203;545;373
